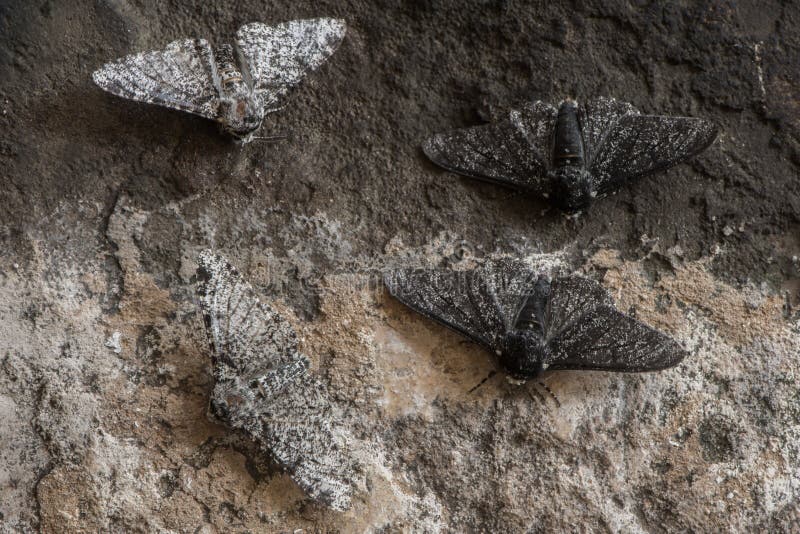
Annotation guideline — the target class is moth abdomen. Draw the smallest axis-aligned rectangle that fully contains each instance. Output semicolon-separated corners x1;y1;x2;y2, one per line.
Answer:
213;44;247;92
513;278;550;332
552;99;585;169
499;330;548;379
548;166;595;213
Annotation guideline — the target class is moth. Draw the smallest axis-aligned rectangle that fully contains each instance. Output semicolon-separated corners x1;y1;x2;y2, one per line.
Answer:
93;18;346;142
197;250;361;511
384;258;687;380
423;97;719;213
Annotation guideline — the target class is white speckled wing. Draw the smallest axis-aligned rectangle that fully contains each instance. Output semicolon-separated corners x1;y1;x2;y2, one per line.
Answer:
197;250;359;511
235;18;347;110
197;250;299;379
543;277;687;372
384;258;540;351
582;98;719;196
92;38;221;119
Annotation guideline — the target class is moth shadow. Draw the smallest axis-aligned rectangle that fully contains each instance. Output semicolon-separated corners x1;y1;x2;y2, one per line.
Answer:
32;86;252;196
205;421;288;483
42;85;222;143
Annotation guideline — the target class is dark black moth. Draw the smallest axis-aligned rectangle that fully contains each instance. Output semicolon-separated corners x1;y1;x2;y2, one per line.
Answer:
384;258;686;379
423;98;718;213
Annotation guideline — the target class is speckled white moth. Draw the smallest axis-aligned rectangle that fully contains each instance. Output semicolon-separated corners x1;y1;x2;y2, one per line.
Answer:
196;250;361;511
93;19;346;142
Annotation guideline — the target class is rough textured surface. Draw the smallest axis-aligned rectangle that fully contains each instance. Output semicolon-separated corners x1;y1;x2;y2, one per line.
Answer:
1;0;799;532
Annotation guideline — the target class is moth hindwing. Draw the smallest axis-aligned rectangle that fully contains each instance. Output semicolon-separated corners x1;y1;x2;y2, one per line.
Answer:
196;250;361;511
93;19;346;142
423;97;718;213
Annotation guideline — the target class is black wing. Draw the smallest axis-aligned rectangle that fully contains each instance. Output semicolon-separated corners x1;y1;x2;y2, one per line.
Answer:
422;101;557;195
92;38;221;119
586;102;718;196
384;258;539;351
578;97;640;165
543;277;686;372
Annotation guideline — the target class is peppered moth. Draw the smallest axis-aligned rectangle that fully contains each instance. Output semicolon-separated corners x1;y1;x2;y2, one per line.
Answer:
197;250;360;510
423;97;718;213
385;258;687;379
93;19;346;142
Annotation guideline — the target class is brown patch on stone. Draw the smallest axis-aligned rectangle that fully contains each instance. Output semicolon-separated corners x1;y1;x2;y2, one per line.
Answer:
116;271;177;326
587;249;786;347
295;273;497;418
37;466;102;534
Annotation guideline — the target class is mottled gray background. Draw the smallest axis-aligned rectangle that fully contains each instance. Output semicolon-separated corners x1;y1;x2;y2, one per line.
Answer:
1;1;799;532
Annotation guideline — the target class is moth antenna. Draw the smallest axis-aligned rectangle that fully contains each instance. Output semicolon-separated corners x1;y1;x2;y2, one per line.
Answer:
263;103;289;114
537;381;561;408
252;134;288;143
468;369;497;394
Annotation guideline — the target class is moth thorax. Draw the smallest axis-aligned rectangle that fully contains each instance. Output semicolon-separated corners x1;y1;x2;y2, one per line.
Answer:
500;330;547;379
220;68;244;91
219;95;264;139
553;100;585;169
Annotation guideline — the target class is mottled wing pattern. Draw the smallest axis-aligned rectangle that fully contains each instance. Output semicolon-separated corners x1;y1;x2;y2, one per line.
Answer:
252;374;358;510
588;113;718;196
250;358;310;399
543;277;686;371
578;97;640;164
92;39;220;119
509;100;560;169
236;19;347;111
197;250;358;511
197;250;300;378
384;258;538;351
422;101;558;194
212;371;358;510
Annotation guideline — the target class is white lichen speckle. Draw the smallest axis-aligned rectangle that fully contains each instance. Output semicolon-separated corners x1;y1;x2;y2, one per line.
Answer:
104;331;122;353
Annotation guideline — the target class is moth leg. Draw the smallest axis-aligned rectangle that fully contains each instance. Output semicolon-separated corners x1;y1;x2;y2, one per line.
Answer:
527;387;546;407
251;133;289;143
536;381;561;408
468;369;497;394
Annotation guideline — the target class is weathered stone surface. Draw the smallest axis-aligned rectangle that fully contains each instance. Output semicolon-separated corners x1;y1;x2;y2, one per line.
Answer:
1;0;799;532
